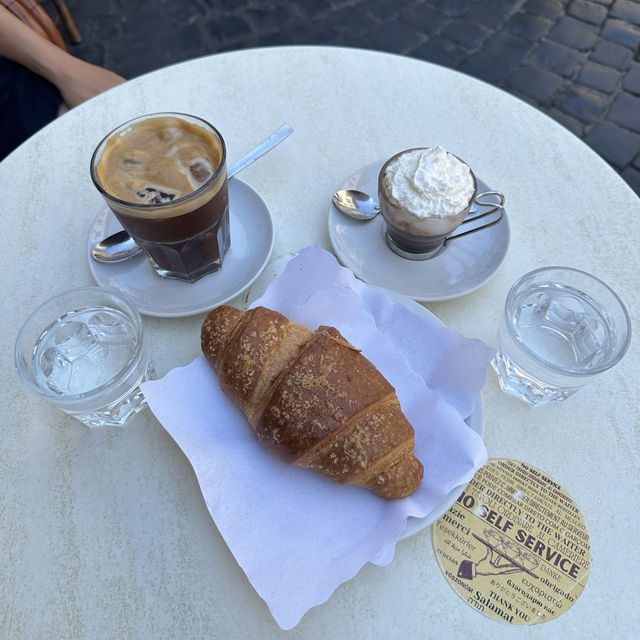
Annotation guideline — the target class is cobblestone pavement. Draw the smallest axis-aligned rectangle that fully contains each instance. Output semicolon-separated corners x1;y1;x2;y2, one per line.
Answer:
43;0;640;197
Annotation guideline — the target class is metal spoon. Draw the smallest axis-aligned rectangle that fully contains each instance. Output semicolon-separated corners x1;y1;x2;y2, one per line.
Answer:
91;123;294;263
332;189;380;220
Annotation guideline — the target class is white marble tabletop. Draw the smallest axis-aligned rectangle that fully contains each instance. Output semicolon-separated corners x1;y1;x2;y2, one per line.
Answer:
1;46;638;639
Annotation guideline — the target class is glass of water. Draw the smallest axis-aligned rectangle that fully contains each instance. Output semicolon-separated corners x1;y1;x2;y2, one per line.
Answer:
492;267;631;407
15;287;154;427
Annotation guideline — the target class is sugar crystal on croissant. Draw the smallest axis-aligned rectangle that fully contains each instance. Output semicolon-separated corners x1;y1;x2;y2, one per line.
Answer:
201;305;423;499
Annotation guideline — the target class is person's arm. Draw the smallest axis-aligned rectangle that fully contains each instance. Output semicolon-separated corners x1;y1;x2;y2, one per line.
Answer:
0;7;125;108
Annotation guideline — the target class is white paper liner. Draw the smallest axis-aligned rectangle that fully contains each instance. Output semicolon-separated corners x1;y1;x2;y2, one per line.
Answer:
142;245;493;629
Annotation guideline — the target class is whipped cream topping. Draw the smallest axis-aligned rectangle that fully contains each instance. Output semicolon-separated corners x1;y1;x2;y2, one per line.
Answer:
384;146;474;218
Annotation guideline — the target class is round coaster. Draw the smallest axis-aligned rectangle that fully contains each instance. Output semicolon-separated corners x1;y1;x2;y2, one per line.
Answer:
431;459;590;625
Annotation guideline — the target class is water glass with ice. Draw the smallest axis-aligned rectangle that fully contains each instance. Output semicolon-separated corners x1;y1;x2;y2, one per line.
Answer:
15;287;154;427
492;267;631;407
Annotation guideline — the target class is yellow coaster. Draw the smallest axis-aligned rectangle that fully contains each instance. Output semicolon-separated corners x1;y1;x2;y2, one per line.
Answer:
431;459;590;625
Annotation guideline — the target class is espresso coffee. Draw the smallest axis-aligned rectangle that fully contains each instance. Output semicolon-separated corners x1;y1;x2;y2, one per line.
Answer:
91;114;230;282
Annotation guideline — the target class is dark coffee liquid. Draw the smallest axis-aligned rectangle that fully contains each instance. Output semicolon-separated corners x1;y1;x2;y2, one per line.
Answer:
92;115;230;282
110;180;230;278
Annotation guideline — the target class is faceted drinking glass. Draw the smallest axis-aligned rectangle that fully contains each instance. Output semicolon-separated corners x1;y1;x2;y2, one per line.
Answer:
492;267;631;407
15;287;154;427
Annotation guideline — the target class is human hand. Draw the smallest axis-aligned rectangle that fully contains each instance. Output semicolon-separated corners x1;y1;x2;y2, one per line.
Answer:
54;55;126;108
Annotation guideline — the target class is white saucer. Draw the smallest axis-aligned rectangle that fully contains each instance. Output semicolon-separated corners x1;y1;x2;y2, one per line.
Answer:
328;161;510;301
245;253;483;540
87;179;274;317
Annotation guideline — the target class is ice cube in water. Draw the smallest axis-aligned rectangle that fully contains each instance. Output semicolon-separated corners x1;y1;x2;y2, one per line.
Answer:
54;320;97;362
189;159;212;183
35;307;137;396
88;311;136;347
39;346;72;394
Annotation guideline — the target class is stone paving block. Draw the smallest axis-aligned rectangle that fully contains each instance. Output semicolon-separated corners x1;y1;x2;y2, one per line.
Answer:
253;31;291;48
553;85;609;122
568;1;608;25
410;36;469;67
481;30;534;61
589;38;633;69
245;5;292;33
583;121;640;167
288;0;334;19
522;0;566;20
621;166;640;195
206;15;254;48
541;106;585;136
506;64;565;101
284;21;339;45
577;61;621;92
458;51;519;85
118;0;173;40
200;0;247;11
622;63;640;95
320;5;373;39
441;19;489;49
547;16;600;50
486;0;529;11
505;11;553;41
162;0;208;26
608;93;640;133
110;24;205;77
360;0;405;22
465;3;510;29
424;0;476;18
366;20;424;54
398;4;449;36
528;41;583;76
601;18;640;48
610;0;640;25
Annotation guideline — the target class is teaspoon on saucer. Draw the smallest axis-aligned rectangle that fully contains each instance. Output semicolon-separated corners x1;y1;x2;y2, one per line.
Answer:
91;123;294;263
332;189;380;220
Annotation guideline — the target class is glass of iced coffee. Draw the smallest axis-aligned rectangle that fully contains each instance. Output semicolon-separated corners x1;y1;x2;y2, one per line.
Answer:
91;113;229;282
378;146;504;260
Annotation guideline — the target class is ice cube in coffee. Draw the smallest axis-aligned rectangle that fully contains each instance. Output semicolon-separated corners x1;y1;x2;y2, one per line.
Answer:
91;113;230;282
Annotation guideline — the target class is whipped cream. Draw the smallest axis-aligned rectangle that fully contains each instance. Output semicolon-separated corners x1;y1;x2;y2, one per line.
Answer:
384;147;474;218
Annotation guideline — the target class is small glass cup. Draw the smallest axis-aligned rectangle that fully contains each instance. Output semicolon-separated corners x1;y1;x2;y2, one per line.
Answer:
492;267;631;407
15;287;155;427
378;148;504;260
91;112;230;282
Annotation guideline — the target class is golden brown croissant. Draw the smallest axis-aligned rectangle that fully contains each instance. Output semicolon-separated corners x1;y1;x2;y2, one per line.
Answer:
201;305;423;499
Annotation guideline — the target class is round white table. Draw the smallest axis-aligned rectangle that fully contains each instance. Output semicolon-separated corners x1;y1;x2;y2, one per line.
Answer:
1;46;638;639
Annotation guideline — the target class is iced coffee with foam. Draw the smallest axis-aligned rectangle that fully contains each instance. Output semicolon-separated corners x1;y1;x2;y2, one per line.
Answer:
378;147;477;259
91;113;229;282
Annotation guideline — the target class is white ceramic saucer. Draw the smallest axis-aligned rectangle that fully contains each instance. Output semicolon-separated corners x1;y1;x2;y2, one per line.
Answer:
328;160;510;301
87;178;274;317
245;253;483;540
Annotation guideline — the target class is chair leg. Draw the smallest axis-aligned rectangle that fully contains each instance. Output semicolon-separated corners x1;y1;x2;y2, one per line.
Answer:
51;0;81;44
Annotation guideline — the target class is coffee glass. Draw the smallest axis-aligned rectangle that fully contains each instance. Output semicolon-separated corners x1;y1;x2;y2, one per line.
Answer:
15;287;154;427
378;147;504;260
91;112;230;282
492;267;631;407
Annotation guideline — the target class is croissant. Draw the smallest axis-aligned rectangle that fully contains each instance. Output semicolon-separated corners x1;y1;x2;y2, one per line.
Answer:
201;305;423;499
